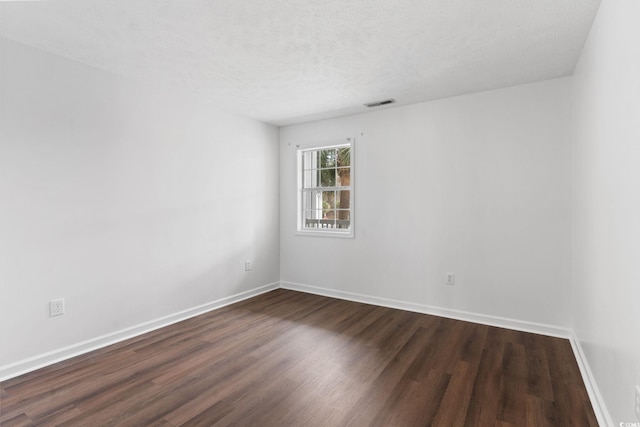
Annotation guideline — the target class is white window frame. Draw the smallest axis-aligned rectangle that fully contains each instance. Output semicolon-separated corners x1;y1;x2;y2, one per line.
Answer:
296;138;354;238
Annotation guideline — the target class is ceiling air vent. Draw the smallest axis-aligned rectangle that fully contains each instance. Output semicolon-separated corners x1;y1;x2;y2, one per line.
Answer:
364;98;396;108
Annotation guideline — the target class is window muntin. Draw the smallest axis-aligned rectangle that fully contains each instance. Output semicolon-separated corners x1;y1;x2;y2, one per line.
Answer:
298;142;353;236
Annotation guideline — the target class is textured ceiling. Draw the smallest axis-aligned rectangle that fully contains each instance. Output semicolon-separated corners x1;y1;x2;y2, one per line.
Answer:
0;0;600;126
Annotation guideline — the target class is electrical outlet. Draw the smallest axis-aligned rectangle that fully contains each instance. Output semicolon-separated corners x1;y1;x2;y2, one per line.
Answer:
244;260;251;271
635;385;640;421
50;298;65;317
446;273;455;286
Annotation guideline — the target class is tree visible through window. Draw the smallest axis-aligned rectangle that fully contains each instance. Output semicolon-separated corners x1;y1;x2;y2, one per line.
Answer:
298;141;353;236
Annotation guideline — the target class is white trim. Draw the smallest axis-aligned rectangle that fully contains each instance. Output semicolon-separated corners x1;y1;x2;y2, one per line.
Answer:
296;138;355;238
295;230;355;239
0;282;280;382
569;333;614;427
280;281;571;338
295;141;351;151
297;142;351;152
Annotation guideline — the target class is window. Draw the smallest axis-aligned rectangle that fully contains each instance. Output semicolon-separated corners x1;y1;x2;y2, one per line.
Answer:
297;139;353;237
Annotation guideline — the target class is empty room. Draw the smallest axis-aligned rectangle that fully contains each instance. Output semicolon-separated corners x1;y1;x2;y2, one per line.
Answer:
0;0;637;426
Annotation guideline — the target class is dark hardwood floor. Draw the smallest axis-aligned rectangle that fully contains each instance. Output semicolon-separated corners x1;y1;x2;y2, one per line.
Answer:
1;289;598;426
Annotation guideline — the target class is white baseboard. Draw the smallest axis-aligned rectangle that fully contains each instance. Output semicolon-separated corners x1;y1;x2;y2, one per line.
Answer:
280;281;571;338
0;282;280;382
569;333;613;427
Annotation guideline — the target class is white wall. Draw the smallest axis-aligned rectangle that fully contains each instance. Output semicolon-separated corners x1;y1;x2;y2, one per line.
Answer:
0;37;280;371
280;78;572;329
2;6;633;421
572;0;640;423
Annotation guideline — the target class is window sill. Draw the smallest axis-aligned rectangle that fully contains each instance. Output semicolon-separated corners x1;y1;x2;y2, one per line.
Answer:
295;230;354;239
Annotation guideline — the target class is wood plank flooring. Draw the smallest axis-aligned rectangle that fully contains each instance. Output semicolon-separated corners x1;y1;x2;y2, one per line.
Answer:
0;289;598;426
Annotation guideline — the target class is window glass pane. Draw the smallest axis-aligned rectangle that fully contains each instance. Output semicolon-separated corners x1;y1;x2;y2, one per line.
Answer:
303;210;323;229
304;210;323;220
336;209;350;229
313;190;324;210
303;151;315;170
303;170;317;188
319;168;336;187
323;209;336;220
336;168;350;187
303;211;315;228
301;190;312;210
336;190;350;209
322;191;337;210
321;210;336;229
319;149;336;168
336;210;350;220
337;147;350;167
304;210;322;219
302;190;328;211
